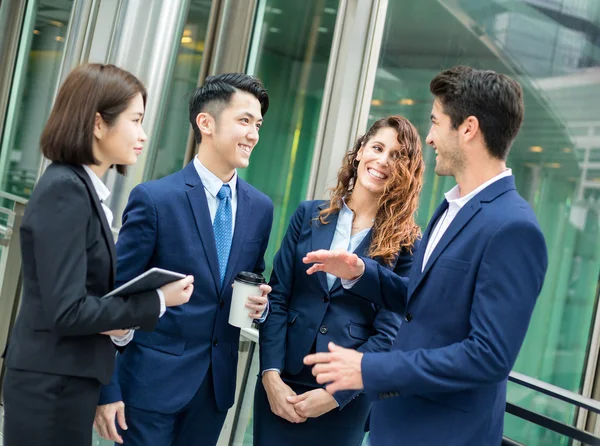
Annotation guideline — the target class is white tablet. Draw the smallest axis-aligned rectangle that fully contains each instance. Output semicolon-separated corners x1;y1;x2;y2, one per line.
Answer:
103;267;186;298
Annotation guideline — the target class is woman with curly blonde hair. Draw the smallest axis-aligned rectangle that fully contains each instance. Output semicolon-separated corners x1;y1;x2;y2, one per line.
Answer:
254;115;424;446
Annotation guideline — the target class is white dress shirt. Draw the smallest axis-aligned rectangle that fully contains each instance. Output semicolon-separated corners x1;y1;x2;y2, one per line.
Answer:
326;199;370;289
421;169;513;271
263;200;370;391
193;156;237;231
193;157;268;323
342;169;514;287
82;165;165;347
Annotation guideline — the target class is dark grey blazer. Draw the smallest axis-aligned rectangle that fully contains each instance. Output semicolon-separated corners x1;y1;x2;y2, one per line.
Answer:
4;163;160;384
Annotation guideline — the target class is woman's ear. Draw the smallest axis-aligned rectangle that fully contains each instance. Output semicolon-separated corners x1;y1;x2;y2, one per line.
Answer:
93;112;105;141
356;146;364;161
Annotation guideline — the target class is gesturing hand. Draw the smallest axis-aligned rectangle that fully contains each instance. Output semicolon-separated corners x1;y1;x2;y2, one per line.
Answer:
304;342;364;394
303;249;365;280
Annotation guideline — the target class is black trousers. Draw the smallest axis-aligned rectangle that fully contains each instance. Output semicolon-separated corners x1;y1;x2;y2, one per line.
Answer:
2;367;102;446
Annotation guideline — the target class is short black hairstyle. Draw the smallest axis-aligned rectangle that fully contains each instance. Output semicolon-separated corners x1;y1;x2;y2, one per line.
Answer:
430;66;524;160
188;73;269;144
41;63;147;175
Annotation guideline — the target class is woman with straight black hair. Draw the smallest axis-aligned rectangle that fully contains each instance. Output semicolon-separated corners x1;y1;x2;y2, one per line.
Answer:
1;63;194;446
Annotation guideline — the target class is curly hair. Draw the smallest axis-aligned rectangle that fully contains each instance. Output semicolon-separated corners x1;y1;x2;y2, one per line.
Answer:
318;116;424;265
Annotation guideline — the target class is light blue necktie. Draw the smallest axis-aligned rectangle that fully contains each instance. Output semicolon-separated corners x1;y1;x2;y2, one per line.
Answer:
214;184;233;286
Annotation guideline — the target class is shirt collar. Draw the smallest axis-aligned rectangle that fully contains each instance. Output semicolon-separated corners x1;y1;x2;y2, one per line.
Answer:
444;168;513;209
340;197;353;217
82;165;111;202
193;156;238;199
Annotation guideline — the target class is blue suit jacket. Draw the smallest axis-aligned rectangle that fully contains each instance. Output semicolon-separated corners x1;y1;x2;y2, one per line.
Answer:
98;162;273;413
259;200;407;408
350;177;548;445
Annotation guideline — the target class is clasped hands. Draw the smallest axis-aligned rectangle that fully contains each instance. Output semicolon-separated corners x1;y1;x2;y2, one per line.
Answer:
262;371;338;423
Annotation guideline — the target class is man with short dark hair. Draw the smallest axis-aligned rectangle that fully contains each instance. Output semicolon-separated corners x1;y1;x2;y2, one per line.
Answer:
93;73;274;446
302;66;548;445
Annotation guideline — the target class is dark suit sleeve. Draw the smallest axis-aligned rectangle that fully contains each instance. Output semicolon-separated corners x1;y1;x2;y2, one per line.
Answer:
349;254;410;314
31;176;160;337
333;243;417;408
252;200;274;325
98;183;161;405
361;220;547;396
258;203;306;372
114;183;159;287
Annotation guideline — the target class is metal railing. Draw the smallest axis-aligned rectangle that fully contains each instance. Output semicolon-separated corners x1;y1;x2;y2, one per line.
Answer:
0;191;27;402
503;371;600;445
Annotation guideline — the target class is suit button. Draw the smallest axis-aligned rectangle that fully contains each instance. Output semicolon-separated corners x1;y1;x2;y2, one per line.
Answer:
323;296;330;303
213;338;219;346
319;325;328;334
404;313;412;322
219;299;225;309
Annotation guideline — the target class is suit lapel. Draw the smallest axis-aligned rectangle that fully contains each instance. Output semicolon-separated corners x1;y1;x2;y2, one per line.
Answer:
409;176;516;298
311;205;339;293
184;162;221;292
222;180;250;293
70;165;116;286
414;201;481;292
408;201;448;297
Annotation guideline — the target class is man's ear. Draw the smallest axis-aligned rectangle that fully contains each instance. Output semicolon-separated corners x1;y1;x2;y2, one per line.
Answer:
196;112;214;137
460;115;480;143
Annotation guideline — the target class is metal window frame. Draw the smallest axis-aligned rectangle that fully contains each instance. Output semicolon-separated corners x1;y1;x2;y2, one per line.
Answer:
305;0;388;200
0;0;28;144
36;0;101;179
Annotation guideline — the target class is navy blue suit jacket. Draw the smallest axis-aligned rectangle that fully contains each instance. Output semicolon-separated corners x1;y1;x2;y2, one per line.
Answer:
98;161;273;413
351;176;548;445
259;200;408;408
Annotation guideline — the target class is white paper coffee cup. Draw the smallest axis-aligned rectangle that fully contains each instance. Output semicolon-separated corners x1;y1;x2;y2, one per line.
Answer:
229;271;266;328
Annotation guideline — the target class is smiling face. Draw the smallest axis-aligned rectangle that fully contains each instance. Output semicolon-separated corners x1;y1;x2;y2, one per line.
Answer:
196;91;263;178
93;92;147;169
354;126;401;197
425;99;465;177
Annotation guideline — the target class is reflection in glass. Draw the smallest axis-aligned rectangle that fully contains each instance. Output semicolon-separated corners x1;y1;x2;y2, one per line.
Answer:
242;0;339;275
0;0;74;198
145;0;213;181
366;0;600;444
236;0;339;443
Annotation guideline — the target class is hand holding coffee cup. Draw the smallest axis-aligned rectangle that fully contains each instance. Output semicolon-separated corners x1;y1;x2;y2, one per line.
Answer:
246;284;271;319
229;272;270;328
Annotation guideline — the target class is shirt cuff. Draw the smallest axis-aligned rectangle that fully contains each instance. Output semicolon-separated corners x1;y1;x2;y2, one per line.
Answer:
341;273;364;289
262;368;281;376
111;329;134;346
157;288;166;317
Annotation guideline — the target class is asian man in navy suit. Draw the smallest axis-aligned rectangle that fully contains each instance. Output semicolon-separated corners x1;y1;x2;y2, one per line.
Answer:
303;66;549;445
93;73;274;446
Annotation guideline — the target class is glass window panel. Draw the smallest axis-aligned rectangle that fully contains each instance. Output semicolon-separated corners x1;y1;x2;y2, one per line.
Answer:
145;0;213;181
233;0;340;443
365;0;600;444
242;0;339;275
0;0;75;198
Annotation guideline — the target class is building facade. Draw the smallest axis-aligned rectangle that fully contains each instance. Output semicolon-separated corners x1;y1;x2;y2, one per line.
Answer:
0;0;599;444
